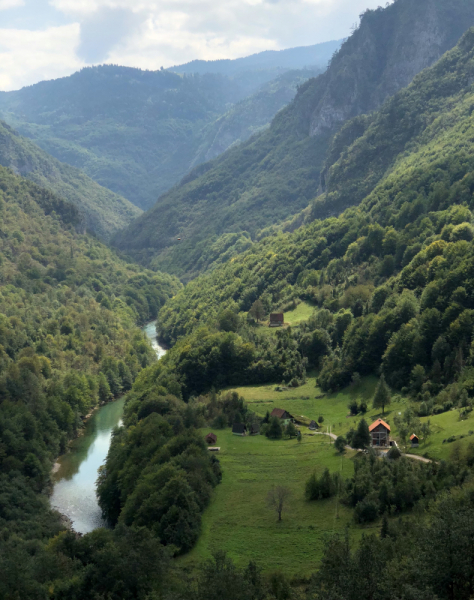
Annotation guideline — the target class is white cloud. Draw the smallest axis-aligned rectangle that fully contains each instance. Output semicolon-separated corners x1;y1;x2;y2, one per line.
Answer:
0;24;84;90
0;0;24;8
1;0;395;89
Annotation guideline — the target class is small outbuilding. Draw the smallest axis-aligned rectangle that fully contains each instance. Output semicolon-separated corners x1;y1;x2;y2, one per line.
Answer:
410;433;420;447
205;432;217;445
232;423;247;436
271;408;294;426
369;418;391;447
250;423;260;436
269;313;284;327
309;420;317;431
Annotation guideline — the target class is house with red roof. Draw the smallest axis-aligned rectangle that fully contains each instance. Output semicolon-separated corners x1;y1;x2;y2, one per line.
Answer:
369;418;391;447
271;408;294;425
410;433;419;447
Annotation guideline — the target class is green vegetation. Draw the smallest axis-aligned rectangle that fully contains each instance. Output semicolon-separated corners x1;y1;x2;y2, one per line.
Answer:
115;0;474;278
179;429;357;576
0;120;141;239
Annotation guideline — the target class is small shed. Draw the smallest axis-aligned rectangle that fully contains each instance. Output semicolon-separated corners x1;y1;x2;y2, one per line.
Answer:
232;423;247;436
410;433;420;447
309;420;317;431
369;418;391;447
271;408;294;426
269;313;284;327
250;423;260;436
205;432;217;445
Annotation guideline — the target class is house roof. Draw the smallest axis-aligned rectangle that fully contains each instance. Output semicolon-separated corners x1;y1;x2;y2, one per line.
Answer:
205;432;217;441
271;408;293;419
232;423;246;434
270;313;284;321
309;420;317;426
410;433;419;441
369;418;391;432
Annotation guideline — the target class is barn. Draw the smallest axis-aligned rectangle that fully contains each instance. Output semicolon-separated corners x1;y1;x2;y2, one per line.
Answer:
369;418;391;447
269;313;284;327
232;423;247;436
410;433;420;447
309;420;317;431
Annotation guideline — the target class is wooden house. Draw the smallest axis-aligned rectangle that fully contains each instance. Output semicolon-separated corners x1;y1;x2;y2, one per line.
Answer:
269;313;284;327
309;420;317;431
369;418;391;447
271;408;294;426
205;432;217;444
232;423;247;436
410;433;420;447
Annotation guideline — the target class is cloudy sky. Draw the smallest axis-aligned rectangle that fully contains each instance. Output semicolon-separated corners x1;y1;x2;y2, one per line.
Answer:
0;0;392;91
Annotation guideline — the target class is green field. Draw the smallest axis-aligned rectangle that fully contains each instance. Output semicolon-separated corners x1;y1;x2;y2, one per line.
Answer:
284;302;316;326
179;429;364;576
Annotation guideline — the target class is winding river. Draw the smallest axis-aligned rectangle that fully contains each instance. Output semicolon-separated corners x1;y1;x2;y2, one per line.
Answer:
50;321;166;534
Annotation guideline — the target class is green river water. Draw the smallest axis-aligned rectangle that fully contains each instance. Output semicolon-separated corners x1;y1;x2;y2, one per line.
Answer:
50;321;165;533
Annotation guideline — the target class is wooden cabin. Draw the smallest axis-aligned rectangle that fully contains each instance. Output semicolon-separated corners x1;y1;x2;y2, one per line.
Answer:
269;313;284;327
205;432;217;444
232;423;247;436
271;408;294;426
309;420;317;431
410;433;420;447
369;418;391;447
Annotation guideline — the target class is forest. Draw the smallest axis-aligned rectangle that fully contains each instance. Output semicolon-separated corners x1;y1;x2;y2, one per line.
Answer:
6;2;474;600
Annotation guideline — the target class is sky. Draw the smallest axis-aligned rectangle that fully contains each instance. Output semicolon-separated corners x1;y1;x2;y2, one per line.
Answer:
0;0;393;91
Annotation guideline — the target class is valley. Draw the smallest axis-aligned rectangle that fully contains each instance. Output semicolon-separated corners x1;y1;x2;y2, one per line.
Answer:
4;1;474;599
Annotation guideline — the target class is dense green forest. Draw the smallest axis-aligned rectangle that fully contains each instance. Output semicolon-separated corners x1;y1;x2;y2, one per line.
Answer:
115;0;474;279
0;120;141;240
0;165;182;599
0;57;328;213
157;28;474;407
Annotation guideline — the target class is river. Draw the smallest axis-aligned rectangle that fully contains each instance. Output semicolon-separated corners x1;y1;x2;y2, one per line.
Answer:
50;321;166;534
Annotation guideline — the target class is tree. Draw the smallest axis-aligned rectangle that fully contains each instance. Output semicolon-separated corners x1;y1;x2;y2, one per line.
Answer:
335;436;347;454
297;430;302;443
352;419;371;449
286;421;297;439
267;485;291;521
318;415;324;424
249;299;265;323
373;374;391;415
266;417;283;440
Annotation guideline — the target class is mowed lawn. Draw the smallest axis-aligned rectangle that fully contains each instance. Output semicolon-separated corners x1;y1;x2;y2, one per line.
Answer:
179;429;364;576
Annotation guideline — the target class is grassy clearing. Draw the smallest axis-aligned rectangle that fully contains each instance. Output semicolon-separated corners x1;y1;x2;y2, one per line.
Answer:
283;302;316;326
411;411;474;460
230;374;408;440
179;429;365;576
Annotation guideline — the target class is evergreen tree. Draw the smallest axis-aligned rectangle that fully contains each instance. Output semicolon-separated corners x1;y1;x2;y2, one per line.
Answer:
266;417;283;440
373;374;391;415
286;421;297;438
352;419;371;449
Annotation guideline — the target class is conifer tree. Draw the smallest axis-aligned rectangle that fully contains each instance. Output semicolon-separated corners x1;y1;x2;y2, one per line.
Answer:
373;374;391;415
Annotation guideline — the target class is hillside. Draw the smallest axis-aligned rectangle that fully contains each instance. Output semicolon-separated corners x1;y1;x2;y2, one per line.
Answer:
0;120;141;240
0;57;332;211
157;25;474;399
115;0;474;278
169;39;341;76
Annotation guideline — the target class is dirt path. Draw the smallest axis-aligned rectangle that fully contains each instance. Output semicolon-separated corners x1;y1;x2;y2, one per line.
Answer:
315;431;432;462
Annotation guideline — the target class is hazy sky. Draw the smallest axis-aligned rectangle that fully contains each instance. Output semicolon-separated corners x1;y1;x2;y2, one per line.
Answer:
0;0;393;91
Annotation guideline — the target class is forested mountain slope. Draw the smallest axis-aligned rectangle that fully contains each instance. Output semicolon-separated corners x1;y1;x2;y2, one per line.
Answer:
0;120;141;240
158;27;474;400
169;39;341;76
0;165;182;598
0;58;330;211
115;0;474;279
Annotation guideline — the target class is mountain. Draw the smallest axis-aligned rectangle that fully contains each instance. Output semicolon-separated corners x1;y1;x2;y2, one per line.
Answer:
168;40;342;76
157;24;474;395
0;45;337;211
114;0;474;279
0;120;141;239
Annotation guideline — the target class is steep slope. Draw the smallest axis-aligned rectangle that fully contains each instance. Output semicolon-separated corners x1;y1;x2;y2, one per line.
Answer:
0;57;331;211
0;120;141;240
191;67;322;166
157;26;474;398
169;40;341;76
115;0;474;278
